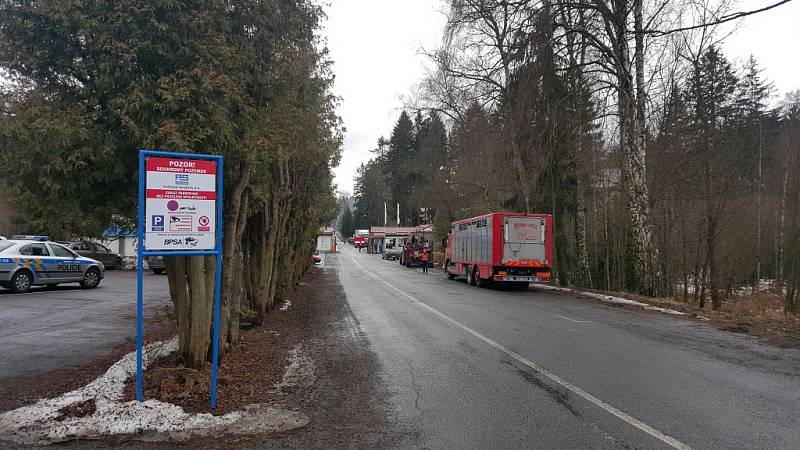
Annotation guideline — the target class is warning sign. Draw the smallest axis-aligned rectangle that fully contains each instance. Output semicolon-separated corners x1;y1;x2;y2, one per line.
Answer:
144;157;217;250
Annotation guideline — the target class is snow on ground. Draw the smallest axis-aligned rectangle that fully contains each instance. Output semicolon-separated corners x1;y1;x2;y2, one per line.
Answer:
532;284;711;320
272;344;315;394
0;339;308;446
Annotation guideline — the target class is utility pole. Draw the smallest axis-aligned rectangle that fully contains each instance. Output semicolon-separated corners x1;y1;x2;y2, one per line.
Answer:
396;203;400;226
384;202;387;226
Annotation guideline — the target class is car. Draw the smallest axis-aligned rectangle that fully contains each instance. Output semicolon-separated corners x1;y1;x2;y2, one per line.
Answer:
0;239;105;293
59;240;124;270
381;236;406;260
146;255;165;274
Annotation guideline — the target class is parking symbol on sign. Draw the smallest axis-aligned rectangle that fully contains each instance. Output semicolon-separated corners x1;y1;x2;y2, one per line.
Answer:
151;215;164;231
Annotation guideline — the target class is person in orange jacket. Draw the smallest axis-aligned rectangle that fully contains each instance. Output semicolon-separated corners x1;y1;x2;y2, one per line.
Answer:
420;248;430;274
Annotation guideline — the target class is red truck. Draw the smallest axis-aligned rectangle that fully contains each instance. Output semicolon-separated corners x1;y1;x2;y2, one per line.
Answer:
398;227;433;268
353;235;367;249
444;212;553;287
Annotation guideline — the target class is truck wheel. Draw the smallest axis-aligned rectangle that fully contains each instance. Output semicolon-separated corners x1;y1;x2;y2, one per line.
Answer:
473;267;488;287
476;270;491;288
446;261;457;280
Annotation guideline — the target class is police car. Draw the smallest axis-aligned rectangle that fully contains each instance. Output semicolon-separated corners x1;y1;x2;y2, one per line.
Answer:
0;236;105;293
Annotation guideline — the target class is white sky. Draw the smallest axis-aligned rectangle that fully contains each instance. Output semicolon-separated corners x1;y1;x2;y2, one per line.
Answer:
323;0;800;193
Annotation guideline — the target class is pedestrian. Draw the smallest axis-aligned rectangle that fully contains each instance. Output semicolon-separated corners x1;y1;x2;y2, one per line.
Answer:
421;248;430;274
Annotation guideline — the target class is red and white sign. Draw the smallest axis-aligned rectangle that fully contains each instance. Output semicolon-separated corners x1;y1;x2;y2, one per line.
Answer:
144;157;217;250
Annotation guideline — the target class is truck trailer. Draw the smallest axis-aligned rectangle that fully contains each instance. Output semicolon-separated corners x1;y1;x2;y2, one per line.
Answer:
444;212;552;287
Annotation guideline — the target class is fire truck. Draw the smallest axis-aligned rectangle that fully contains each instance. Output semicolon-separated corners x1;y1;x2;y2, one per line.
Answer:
352;235;367;249
399;226;433;268
444;212;552;287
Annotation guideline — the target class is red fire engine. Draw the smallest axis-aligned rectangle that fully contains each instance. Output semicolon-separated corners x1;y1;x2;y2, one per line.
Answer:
444;212;553;287
353;235;367;249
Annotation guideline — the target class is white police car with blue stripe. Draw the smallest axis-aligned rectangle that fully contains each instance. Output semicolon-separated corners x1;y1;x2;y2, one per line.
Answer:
0;238;104;293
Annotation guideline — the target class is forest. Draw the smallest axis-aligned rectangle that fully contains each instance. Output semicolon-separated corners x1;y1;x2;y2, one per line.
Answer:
0;0;341;367
350;0;800;314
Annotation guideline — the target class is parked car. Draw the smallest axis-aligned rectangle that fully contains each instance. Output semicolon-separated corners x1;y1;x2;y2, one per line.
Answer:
381;236;406;260
60;241;123;270
146;255;165;274
0;239;104;293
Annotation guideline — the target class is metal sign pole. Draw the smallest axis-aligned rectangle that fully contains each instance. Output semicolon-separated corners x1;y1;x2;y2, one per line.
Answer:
136;151;145;402
210;156;223;409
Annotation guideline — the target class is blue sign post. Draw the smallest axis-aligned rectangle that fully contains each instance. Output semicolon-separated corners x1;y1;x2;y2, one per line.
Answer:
136;149;224;408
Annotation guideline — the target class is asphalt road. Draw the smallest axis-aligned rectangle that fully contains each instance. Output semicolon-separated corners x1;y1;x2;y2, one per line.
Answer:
333;246;800;449
0;271;170;378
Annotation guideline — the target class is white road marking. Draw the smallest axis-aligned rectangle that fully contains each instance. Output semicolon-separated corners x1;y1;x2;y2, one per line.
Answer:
348;253;692;450
553;313;591;324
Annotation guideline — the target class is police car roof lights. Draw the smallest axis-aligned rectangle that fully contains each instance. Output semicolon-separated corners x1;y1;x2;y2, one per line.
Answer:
11;235;50;241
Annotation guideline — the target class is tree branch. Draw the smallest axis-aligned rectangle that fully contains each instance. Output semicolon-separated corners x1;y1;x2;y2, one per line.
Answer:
639;0;794;36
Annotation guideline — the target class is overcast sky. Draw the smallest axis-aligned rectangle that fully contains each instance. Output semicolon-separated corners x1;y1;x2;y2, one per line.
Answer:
322;0;800;194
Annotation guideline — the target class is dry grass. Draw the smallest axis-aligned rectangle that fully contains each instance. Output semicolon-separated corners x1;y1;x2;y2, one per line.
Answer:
720;292;786;318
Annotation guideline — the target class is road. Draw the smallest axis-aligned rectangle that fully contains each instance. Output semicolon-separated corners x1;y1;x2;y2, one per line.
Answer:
0;271;170;378
333;246;800;449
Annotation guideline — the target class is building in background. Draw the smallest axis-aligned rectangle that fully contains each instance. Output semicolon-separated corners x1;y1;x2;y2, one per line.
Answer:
317;227;337;253
368;226;418;254
98;226;138;257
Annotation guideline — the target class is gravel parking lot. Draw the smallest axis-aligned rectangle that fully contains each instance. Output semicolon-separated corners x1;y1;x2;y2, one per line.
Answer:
0;271;170;378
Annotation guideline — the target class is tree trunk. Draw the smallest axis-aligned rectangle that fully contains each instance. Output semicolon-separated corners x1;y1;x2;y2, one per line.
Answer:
704;156;721;310
681;206;689;302
755;123;763;291
165;256;190;357
698;256;708;309
220;164;251;350
255;202;276;323
166;255;216;368
267;196;293;310
777;140;788;288
575;178;592;288
614;0;661;296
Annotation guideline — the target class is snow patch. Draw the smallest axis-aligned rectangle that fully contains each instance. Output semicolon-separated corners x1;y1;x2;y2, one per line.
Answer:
0;338;308;446
273;344;315;394
533;284;711;320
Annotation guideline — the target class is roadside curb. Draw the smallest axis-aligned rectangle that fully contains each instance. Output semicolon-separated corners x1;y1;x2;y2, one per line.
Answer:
531;284;712;321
